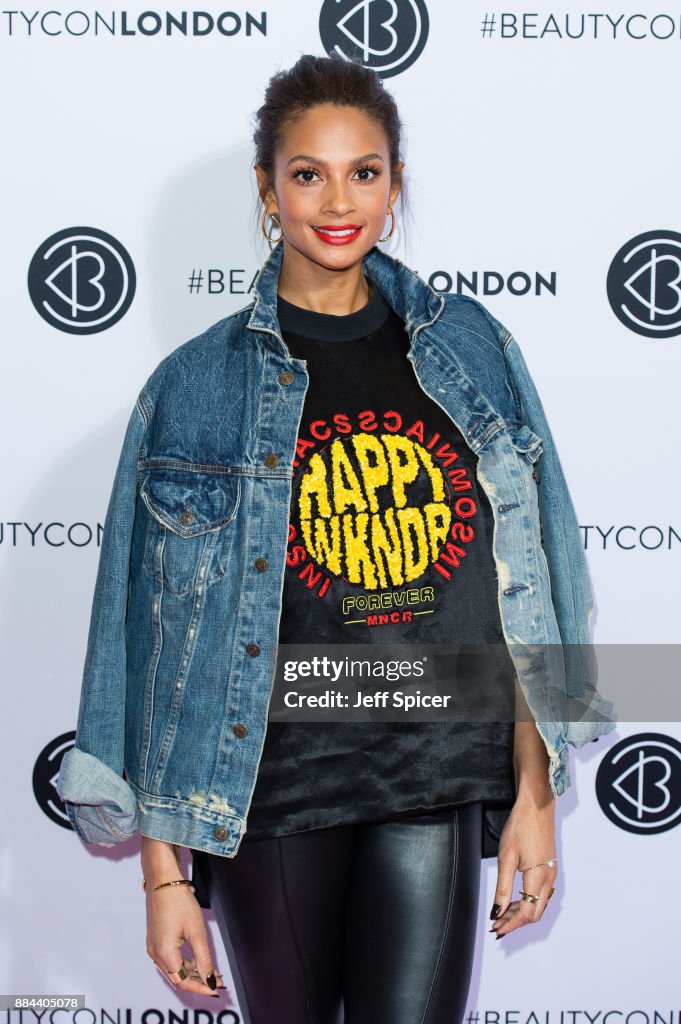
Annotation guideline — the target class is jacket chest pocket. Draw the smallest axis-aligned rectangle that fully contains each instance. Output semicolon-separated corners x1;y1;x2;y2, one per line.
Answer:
140;467;241;596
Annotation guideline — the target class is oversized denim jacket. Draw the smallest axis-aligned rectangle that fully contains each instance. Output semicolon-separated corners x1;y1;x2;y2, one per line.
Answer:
56;240;616;857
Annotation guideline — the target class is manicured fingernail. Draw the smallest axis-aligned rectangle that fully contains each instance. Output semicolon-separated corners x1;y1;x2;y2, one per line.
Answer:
206;972;217;990
489;904;501;919
495;932;506;940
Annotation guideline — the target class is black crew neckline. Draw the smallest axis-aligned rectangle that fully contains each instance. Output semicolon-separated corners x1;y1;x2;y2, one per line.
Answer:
276;285;390;342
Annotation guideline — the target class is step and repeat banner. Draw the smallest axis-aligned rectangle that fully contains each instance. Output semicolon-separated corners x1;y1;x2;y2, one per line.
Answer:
1;0;679;1018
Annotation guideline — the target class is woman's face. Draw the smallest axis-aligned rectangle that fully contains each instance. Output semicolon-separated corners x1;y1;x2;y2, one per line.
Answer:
256;103;402;270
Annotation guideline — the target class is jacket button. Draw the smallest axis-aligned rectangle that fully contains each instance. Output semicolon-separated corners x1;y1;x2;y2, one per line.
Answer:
279;370;294;385
264;453;279;468
180;509;195;526
213;826;228;841
233;723;249;738
532;469;541;484
254;557;269;572
246;642;260;657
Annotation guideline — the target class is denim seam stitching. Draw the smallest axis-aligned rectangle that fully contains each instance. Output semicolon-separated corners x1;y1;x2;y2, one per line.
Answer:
141;532;165;788
138;459;290;479
136;391;151;430
440;310;506;354
151;558;208;790
95;804;133;841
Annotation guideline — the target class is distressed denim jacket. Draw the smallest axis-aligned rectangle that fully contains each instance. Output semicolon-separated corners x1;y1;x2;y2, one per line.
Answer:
57;240;616;857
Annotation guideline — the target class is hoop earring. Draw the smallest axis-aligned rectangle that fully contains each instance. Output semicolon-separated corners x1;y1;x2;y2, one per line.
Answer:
261;203;282;244
378;205;396;243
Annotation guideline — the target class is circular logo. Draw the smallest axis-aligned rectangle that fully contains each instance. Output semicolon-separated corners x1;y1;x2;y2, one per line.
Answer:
607;230;681;338
595;731;681;835
33;731;77;830
294;431;478;590
319;0;429;78
28;226;136;334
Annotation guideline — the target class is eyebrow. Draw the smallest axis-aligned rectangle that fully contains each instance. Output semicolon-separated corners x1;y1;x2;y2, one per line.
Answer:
285;152;385;168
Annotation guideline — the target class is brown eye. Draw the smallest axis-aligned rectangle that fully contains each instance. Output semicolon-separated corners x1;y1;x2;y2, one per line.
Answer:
354;165;381;181
292;167;320;184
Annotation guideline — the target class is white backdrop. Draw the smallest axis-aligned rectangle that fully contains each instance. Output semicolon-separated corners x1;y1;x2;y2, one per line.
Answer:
1;1;679;1017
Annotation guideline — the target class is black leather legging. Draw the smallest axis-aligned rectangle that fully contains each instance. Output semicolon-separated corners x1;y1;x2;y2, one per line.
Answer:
193;801;482;1024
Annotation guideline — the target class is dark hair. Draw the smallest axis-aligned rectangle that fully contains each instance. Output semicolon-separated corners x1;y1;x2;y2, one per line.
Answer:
250;51;408;248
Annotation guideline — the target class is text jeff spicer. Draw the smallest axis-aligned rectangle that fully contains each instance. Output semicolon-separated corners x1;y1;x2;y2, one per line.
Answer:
283;691;452;709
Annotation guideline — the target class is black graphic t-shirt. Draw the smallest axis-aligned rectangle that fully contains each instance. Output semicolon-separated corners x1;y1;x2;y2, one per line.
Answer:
244;284;516;840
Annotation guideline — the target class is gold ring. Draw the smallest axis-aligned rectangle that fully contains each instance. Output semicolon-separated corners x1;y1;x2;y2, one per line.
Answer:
520;887;556;904
167;964;189;984
519;890;540;903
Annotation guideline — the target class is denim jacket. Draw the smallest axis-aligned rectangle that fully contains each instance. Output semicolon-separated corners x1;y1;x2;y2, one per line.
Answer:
57;240;616;857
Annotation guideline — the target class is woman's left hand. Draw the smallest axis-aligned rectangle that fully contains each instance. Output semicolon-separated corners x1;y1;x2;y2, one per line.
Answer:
489;791;558;939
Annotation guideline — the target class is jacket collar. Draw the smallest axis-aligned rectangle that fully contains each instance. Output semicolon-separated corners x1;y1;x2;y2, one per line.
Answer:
246;240;444;355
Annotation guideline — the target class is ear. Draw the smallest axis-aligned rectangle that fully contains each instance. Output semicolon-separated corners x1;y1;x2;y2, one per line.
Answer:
254;164;278;214
389;161;405;209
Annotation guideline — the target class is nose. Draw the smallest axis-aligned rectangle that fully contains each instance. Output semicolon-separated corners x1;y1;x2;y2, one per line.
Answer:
321;174;356;216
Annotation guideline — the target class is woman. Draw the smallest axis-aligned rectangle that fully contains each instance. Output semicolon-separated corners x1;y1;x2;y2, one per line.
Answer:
58;52;615;1024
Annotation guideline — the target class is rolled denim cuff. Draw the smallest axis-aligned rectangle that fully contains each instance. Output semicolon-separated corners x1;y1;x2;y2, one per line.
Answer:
57;747;139;846
567;714;617;748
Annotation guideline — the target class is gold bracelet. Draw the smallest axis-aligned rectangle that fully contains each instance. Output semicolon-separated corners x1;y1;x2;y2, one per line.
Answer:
142;878;196;894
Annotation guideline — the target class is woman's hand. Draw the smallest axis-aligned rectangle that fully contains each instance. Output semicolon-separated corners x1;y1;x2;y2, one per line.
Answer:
142;836;226;997
489;788;558;939
490;684;560;938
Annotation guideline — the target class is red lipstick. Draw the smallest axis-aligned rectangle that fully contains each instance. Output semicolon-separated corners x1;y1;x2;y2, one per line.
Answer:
312;224;363;246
